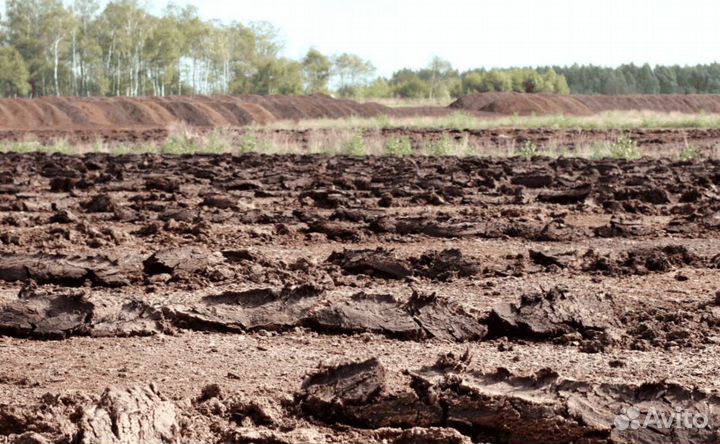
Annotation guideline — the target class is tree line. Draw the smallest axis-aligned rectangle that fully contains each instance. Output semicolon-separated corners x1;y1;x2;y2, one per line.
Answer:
0;0;379;98
0;0;718;99
369;63;720;99
553;64;720;95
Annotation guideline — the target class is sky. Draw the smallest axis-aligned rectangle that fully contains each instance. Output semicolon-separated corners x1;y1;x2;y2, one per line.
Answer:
3;0;720;76
157;0;719;76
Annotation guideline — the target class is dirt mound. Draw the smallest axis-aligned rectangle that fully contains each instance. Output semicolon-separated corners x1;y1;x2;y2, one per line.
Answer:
450;92;593;115
451;92;720;115
0;94;398;130
12;92;720;133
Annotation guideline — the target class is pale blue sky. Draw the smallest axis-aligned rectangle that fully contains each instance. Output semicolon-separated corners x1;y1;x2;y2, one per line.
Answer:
3;0;719;76
154;0;720;76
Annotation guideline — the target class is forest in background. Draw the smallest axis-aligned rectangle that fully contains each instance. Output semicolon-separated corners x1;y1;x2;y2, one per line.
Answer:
1;0;719;99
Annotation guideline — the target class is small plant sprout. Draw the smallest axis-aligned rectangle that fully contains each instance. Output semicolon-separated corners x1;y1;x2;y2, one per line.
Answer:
607;136;641;160
679;145;699;162
516;140;538;159
384;137;413;156
342;133;367;156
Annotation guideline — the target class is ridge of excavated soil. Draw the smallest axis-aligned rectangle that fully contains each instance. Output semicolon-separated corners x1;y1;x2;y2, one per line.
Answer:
450;91;720;115
2;93;720;138
0;94;446;131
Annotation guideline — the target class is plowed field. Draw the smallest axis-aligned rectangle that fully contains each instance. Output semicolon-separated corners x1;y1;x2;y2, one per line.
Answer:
1;153;719;443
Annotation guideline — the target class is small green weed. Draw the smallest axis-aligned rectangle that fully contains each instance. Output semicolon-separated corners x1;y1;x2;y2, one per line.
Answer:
236;135;260;154
678;145;699;162
425;135;452;156
516;140;538;159
384;137;413;156
607;136;641;160
342;133;367;156
444;111;476;130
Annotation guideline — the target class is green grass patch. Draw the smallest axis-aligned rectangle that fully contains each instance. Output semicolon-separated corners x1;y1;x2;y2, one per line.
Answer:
422;135;471;156
589;136;642;160
384;137;413;156
341;133;367;156
678;145;699;162
515;140;539;159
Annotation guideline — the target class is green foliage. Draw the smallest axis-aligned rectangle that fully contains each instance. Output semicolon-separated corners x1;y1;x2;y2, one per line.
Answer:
332;53;375;96
393;62;720;98
236;135;262;154
0;46;30;96
424;135;453;156
159;129;232;155
426;139;450;156
239;58;304;95
608;136;641;160
202;130;230;154
341;133;366;156
457;68;568;97
679;145;699;162
553;63;720;95
384;137;413;156
0;128;702;160
516;140;538;159
393;76;430;99
426;56;454;100
302;48;331;94
445;111;476;130
0;140;70;154
361;78;392;99
485;71;514;92
372;114;391;129
553;75;571;95
511;69;543;93
542;68;570;94
459;72;484;94
160;134;197;155
590;136;642;160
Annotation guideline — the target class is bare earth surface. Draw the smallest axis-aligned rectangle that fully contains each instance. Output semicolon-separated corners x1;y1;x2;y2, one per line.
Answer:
1;153;720;443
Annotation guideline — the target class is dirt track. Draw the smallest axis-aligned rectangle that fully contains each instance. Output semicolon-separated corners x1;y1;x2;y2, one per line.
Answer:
1;153;720;443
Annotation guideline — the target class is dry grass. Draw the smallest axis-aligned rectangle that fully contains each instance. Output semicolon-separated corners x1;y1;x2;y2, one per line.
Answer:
356;97;453;108
1;113;719;160
1;127;716;161
250;110;720;131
